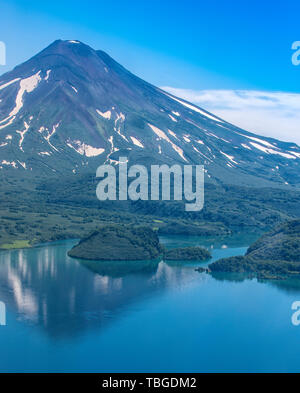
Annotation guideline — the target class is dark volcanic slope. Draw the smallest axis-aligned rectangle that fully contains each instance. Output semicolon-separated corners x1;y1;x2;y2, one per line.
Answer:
0;39;300;187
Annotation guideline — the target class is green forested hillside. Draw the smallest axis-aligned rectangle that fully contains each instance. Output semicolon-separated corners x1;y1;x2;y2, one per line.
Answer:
1;174;300;249
68;225;163;260
209;220;300;279
164;247;211;261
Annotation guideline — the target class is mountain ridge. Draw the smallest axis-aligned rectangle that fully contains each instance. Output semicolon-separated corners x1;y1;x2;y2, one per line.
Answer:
0;39;299;188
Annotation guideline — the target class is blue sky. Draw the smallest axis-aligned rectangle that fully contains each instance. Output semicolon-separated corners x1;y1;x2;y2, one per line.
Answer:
1;0;299;92
1;0;300;143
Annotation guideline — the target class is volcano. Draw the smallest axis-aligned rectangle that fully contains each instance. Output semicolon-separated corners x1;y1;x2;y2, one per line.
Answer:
0;39;299;188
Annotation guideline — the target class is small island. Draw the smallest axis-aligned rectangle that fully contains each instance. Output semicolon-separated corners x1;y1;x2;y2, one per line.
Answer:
209;219;300;280
68;225;163;261
164;247;211;261
68;224;212;263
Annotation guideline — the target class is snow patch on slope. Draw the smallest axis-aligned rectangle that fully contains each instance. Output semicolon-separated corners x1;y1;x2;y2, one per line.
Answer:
11;71;41;117
67;140;105;157
168;114;177;122
114;112;128;141
0;72;41;128
238;133;277;149
1;160;17;168
241;143;252;150
0;78;21;91
16;121;30;152
220;151;238;165
162;90;223;122
148;123;187;161
168;129;179;140
130;136;144;148
249;142;296;159
0;116;15;130
38;122;60;152
45;70;51;81
96;109;111;120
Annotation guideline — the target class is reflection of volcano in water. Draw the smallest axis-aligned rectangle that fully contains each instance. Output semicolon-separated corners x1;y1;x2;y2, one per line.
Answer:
0;240;202;338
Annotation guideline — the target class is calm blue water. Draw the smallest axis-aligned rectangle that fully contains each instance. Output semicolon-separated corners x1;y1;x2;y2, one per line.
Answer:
0;235;300;373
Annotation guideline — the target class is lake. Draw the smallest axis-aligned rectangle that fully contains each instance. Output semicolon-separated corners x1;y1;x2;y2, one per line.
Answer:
0;234;300;373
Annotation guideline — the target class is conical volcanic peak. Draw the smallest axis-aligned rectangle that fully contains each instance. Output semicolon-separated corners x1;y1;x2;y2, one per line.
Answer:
0;40;299;188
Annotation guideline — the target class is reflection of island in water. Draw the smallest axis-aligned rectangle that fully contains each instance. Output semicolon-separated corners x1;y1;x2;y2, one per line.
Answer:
79;258;159;277
0;240;202;339
210;271;300;294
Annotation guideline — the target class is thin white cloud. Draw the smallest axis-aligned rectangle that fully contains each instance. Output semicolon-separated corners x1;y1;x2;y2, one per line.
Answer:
161;87;300;145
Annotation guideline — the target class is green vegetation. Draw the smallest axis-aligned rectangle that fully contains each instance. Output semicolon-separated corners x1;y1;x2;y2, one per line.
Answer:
67;224;211;263
209;256;300;280
209;219;300;280
68;225;163;261
1;174;300;251
246;219;300;261
158;221;230;236
164;247;211;261
0;240;31;250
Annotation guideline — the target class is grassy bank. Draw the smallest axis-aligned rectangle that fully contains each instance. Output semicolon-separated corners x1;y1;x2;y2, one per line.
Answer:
0;240;31;250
